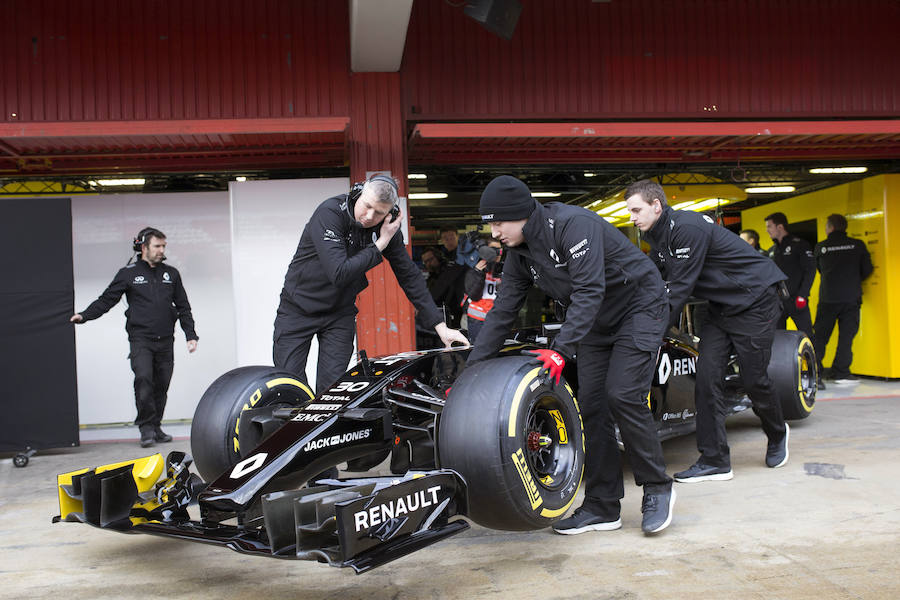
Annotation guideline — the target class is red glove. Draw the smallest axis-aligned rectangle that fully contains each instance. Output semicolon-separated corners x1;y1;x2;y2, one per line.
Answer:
795;296;808;310
526;349;566;385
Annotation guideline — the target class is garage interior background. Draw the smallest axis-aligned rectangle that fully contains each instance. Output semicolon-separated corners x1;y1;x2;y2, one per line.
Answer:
1;0;899;443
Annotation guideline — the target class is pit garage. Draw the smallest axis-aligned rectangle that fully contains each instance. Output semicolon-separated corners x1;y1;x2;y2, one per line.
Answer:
2;1;900;598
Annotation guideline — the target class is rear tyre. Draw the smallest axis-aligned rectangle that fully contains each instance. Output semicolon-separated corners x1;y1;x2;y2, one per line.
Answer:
190;366;314;482
768;330;817;420
438;356;585;531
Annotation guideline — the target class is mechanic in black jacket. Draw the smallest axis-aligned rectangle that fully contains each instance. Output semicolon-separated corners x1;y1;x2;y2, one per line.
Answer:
467;175;675;536
765;212;816;341
71;227;198;448
813;213;874;383
625;179;790;483
274;175;467;393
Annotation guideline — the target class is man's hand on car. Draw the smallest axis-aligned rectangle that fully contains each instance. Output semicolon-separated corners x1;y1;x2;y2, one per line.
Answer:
434;322;469;348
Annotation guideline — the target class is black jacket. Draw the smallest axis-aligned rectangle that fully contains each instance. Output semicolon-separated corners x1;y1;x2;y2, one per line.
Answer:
467;202;665;362
643;207;786;326
278;194;442;328
80;259;198;342
767;234;816;298
814;230;874;303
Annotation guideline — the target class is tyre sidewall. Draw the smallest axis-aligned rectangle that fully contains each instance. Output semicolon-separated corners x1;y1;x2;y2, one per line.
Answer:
190;366;313;482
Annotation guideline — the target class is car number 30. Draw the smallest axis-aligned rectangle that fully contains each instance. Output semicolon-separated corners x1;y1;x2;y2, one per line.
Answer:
328;381;369;393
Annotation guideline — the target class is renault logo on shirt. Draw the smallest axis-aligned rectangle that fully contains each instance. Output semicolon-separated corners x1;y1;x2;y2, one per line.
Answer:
163;272;171;282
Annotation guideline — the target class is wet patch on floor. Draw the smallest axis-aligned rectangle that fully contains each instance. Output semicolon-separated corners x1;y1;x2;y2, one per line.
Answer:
803;462;855;480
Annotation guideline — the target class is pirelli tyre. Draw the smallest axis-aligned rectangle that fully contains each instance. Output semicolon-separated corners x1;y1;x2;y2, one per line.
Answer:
191;366;314;482
768;330;817;421
438;355;585;531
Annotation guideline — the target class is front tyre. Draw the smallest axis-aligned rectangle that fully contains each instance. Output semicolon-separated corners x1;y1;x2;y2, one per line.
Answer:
438;356;585;531
768;330;817;420
190;366;314;482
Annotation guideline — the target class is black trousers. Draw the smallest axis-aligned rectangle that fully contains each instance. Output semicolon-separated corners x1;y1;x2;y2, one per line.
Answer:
778;298;813;341
273;308;356;394
694;286;786;468
577;295;671;516
813;301;860;377
129;336;175;433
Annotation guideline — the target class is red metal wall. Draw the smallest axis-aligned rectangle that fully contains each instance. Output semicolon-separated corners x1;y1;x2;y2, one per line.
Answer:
403;0;900;120
0;0;349;122
349;73;415;356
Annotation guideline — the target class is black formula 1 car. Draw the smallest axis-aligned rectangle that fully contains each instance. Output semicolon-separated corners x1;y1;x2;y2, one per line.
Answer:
54;326;816;573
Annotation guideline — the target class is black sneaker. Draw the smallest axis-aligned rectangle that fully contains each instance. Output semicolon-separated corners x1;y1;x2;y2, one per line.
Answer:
766;423;790;468
817;377;826;391
641;486;676;534
140;432;156;448
552;507;621;535
673;461;733;483
154;427;173;443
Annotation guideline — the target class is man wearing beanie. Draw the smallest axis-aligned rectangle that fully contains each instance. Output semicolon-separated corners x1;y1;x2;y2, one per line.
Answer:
467;175;675;535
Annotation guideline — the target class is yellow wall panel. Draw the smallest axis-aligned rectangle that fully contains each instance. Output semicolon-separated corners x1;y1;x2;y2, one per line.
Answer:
741;175;897;378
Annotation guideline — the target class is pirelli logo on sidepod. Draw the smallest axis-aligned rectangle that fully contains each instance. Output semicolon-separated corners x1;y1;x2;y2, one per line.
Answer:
512;448;542;510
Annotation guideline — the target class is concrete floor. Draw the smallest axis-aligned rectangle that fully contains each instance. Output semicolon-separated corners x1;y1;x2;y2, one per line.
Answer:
2;379;900;599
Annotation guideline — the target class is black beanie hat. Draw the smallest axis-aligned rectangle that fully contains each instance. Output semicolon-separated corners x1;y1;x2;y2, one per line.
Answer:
479;175;537;222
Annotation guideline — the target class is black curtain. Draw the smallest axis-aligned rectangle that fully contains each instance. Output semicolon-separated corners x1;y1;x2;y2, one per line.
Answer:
0;197;79;451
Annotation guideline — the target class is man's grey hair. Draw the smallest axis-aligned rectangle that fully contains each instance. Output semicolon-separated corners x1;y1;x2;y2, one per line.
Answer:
364;177;399;206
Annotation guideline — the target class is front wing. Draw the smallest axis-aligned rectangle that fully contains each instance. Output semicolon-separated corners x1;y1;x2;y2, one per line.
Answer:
54;452;469;574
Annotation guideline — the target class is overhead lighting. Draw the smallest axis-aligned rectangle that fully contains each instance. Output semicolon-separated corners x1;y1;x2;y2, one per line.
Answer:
603;216;619;223
408;192;448;200
93;178;146;186
596;200;627;215
584;172;597;178
745;186;795;194
611;207;631;218
235;176;247;182
809;167;868;174
672;198;731;212
531;192;561;198
408;173;427;179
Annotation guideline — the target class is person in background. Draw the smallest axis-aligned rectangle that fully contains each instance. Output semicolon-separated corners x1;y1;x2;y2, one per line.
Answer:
765;212;816;343
463;237;503;343
813;213;874;384
625;180;789;484
419;246;468;337
439;227;459;263
739;229;767;255
71;227;198;448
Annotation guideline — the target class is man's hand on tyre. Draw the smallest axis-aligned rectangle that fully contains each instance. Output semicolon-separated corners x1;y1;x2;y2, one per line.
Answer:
526;349;566;385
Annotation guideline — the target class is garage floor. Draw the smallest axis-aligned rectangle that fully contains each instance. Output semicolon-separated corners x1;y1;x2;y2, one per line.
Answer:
3;379;899;599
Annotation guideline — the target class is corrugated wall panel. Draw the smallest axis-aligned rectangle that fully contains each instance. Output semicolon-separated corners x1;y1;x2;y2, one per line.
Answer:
0;0;349;123
403;0;900;120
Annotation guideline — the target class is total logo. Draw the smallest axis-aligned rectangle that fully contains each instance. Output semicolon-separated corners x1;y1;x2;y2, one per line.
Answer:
303;428;371;452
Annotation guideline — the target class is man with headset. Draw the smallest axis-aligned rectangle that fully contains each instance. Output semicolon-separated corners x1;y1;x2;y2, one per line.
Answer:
273;175;468;393
71;227;198;448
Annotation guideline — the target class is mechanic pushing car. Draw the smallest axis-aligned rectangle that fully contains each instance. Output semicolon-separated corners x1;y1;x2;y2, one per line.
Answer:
466;175;675;536
70;227;199;448
273;174;468;393
625;179;790;483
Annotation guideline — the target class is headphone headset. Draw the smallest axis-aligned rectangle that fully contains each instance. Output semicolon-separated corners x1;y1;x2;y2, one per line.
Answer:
133;227;155;253
349;174;401;223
